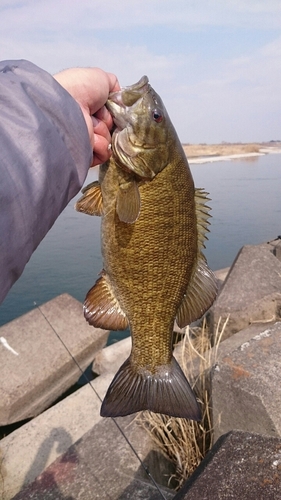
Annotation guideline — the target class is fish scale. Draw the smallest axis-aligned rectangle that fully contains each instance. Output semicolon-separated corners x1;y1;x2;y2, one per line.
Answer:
102;163;193;356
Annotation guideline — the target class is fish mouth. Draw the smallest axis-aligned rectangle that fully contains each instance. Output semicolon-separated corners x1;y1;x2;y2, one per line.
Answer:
106;76;149;130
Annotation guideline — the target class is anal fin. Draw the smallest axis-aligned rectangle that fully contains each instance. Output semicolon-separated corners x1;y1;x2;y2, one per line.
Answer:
84;273;128;330
100;356;201;420
176;258;218;328
75;180;103;216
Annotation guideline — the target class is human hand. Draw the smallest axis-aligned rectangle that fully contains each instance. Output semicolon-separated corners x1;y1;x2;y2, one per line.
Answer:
54;68;120;166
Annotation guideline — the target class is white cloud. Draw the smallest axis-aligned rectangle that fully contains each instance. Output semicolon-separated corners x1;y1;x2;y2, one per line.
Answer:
164;34;281;143
1;0;281;37
1;0;280;143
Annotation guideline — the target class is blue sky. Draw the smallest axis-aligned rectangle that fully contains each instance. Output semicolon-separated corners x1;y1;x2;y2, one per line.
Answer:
1;0;281;143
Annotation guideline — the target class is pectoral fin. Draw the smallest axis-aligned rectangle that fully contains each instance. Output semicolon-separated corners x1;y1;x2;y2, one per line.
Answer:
116;180;141;223
84;273;129;330
75;181;103;216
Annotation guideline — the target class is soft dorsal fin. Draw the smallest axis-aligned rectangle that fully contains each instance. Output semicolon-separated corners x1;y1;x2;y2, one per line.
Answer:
75;181;103;216
84;273;129;331
176;188;218;328
116;179;141;223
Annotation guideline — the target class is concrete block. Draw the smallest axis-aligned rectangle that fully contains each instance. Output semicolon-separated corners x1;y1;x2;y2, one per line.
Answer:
92;336;131;375
11;415;175;500
273;239;281;261
0;294;109;425
214;266;230;291
213;267;230;282
212;321;281;441
0;373;113;499
174;430;281;500
210;244;281;340
173;321;277;381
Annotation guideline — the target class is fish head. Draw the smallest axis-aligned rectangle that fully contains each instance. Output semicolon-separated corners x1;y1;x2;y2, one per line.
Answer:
107;76;172;179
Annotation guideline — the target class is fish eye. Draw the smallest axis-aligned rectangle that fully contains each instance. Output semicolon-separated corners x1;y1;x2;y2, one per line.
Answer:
152;109;163;123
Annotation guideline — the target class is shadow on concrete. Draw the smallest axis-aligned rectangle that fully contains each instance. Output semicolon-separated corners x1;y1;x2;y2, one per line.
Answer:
135;449;177;490
115;449;176;500
116;477;175;500
24;427;73;485
12;427;77;500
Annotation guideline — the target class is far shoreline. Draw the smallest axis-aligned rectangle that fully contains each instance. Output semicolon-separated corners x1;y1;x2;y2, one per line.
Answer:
183;142;281;164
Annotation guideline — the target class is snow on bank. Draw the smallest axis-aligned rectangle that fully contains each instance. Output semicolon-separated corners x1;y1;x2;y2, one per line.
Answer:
188;147;281;165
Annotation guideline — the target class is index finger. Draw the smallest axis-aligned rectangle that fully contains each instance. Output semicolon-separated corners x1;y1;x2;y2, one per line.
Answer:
94;106;114;130
107;73;121;93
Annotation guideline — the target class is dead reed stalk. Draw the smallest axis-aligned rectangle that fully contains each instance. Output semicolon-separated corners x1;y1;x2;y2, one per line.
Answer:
138;316;228;489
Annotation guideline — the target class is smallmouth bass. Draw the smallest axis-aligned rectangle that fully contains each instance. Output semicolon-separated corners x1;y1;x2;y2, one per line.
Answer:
76;76;217;420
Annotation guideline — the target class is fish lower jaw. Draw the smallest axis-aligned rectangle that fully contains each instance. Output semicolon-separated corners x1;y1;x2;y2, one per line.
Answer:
112;116;127;131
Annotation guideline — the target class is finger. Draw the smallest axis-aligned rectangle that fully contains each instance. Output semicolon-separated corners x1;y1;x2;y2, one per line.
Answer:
95;106;114;130
107;73;121;93
87;72;120;115
92;134;112;166
92;117;112;144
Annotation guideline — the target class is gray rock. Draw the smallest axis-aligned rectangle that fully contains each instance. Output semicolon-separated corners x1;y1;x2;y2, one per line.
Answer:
11;415;175;500
92;336;131;376
213;267;230;290
273;239;281;261
173;320;277;383
174;430;281;500
210;244;281;340
0;294;109;425
0;373;114;500
212;321;281;441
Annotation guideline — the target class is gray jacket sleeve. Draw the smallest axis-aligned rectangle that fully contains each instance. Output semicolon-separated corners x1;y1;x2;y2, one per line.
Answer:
0;60;93;304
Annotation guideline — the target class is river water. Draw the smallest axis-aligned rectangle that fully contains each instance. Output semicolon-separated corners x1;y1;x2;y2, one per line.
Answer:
1;153;280;335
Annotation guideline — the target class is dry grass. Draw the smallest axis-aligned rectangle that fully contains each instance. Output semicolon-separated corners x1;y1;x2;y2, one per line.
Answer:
138;317;229;490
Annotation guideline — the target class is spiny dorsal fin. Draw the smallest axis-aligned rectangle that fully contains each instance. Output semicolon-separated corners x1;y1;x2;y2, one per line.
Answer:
100;356;201;420
75;181;103;216
116;179;141;223
176;188;218;328
84;273;129;330
195;188;211;249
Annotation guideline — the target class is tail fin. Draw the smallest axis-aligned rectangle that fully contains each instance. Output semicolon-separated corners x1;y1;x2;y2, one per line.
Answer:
100;356;201;420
